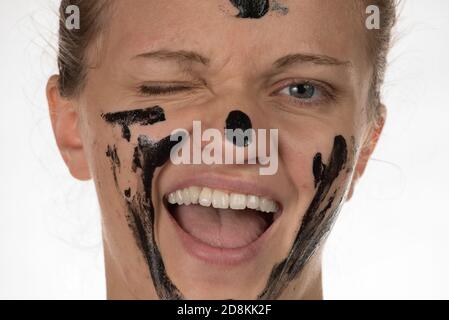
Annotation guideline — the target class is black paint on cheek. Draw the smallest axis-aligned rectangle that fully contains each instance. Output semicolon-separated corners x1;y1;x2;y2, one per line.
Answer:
225;110;253;147
102;105;184;299
105;145;121;186
126;133;185;300
258;135;350;299
132;146;142;172
313;153;326;188
101;106;166;141
230;0;270;19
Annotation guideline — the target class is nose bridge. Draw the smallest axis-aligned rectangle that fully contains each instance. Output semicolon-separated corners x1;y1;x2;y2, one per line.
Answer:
180;38;274;160
200;28;270;132
201;84;269;133
169;79;279;172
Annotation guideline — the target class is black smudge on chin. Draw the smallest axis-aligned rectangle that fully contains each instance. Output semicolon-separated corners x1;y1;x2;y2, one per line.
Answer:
229;0;270;19
101;106;166;141
225;110;253;147
258;135;349;299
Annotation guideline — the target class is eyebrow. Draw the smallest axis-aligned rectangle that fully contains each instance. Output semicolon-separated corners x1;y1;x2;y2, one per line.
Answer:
273;53;352;69
134;50;210;66
134;50;350;71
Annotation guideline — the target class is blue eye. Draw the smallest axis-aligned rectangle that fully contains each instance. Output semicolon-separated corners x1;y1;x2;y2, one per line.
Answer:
281;83;316;100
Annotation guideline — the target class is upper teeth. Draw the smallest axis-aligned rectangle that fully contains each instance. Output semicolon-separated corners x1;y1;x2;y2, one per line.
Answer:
166;186;279;213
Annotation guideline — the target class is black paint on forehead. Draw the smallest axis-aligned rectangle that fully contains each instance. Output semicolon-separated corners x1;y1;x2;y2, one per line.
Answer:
101;106;166;141
225;110;253;147
229;0;270;19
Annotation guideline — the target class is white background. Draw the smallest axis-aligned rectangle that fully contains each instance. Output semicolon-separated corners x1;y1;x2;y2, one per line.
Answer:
1;0;448;299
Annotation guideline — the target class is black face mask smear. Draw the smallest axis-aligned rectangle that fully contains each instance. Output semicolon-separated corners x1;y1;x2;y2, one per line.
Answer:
225;110;253;147
101;106;166;142
105;144;121;186
229;0;270;19
258;135;349;299
127;133;185;300
102;106;184;299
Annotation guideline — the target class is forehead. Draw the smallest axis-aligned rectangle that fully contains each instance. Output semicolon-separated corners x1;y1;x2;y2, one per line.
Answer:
104;0;368;72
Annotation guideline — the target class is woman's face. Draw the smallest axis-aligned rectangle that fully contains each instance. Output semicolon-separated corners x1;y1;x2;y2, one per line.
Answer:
49;0;383;299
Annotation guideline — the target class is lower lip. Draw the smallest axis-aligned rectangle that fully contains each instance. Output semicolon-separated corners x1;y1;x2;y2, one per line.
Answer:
166;206;278;266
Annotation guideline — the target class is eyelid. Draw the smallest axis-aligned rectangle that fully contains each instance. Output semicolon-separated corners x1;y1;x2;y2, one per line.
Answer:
138;82;197;96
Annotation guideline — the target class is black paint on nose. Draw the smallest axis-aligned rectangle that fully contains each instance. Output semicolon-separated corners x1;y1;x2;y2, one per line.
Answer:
225;110;253;147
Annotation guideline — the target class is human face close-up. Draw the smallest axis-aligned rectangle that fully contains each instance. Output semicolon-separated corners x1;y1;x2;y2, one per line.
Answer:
47;0;386;299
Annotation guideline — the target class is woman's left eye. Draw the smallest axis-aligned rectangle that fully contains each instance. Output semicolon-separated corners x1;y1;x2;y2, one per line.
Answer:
276;82;332;105
279;83;318;100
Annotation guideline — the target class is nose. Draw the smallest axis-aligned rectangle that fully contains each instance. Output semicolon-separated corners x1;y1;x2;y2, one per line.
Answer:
225;110;253;147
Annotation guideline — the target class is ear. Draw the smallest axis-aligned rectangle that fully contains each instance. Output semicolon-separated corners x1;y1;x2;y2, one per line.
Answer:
46;75;91;181
347;104;386;200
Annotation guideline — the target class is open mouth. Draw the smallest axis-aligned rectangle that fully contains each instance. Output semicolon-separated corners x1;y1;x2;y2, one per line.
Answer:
165;186;281;250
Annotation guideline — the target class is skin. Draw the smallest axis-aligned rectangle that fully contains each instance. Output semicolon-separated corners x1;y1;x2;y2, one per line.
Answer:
47;0;386;299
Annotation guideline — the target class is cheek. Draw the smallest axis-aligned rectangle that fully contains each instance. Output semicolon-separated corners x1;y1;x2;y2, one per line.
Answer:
278;130;331;198
281;149;315;220
279;128;358;214
87;128;138;201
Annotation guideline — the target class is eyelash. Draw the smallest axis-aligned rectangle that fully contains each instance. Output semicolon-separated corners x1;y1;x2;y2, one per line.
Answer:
139;84;193;96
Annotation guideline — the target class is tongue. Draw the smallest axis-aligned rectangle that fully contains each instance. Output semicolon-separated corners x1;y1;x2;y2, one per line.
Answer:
172;205;270;248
